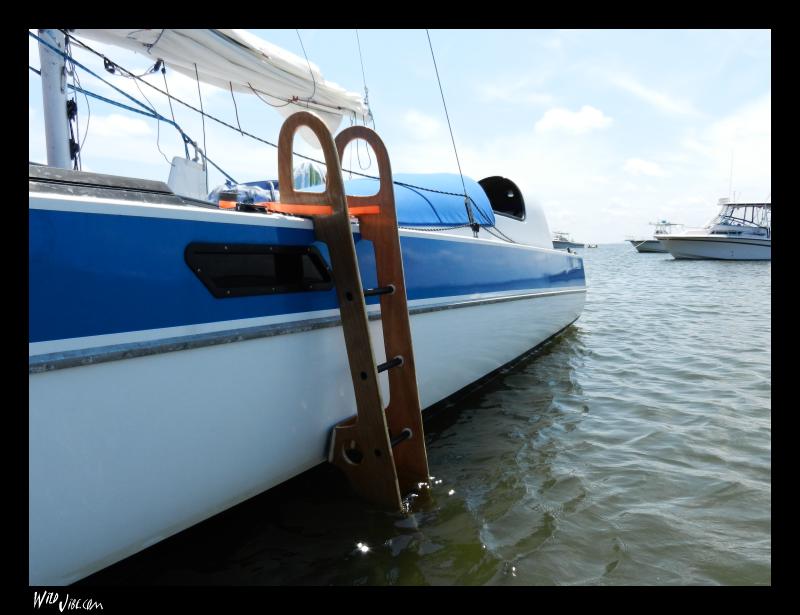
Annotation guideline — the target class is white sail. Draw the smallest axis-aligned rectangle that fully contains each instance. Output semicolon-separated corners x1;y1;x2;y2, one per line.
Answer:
72;29;368;140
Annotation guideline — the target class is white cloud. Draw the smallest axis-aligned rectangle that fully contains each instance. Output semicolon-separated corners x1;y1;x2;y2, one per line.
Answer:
667;196;706;207
89;114;153;138
29;105;45;164
542;37;563;51
479;77;555;106
611;74;699;116
679;92;770;196
28;30;770;245
402;109;443;141
534;105;613;134
623;158;667;177
482;85;554;106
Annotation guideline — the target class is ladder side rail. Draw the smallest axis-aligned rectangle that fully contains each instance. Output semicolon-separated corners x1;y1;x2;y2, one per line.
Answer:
335;126;430;495
277;112;402;509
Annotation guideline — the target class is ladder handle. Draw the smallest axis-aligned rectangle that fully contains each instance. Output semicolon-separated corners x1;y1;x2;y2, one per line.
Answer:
334;125;394;213
276;111;347;215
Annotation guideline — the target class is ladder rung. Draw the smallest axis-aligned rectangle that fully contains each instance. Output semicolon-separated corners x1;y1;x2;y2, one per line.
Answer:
364;284;395;297
377;356;403;373
390;428;413;448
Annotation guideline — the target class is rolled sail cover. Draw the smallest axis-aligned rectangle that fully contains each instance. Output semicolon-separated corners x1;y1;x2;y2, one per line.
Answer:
343;173;495;228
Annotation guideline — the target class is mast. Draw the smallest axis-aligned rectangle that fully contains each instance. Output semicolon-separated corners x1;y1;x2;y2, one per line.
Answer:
37;29;72;169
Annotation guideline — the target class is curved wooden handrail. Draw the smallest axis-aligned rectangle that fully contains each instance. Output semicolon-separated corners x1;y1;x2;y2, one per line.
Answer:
333;125;430;497
334;125;394;215
276;111;346;216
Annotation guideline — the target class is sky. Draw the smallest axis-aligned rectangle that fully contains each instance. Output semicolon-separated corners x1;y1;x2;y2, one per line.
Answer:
28;29;771;244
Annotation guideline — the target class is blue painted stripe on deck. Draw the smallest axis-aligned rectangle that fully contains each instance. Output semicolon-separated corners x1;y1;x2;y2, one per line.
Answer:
29;208;585;343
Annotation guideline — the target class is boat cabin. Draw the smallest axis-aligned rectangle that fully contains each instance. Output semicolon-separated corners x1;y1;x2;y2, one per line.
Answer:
708;201;771;238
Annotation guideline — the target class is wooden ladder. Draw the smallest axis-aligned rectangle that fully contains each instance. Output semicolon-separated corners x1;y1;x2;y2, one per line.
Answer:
275;111;430;511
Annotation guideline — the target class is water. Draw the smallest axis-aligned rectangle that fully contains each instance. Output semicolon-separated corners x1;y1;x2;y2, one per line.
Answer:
81;244;771;586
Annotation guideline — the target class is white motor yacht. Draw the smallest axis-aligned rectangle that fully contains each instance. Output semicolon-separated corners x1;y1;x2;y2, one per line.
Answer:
658;199;771;260
552;231;585;250
628;221;682;253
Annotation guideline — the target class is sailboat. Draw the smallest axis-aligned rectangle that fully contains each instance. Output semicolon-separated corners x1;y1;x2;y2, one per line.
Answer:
29;29;587;585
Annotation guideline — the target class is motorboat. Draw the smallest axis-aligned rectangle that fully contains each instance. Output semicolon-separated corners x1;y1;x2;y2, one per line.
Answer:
552;231;585;250
628;220;682;253
29;29;587;584
657;199;771;260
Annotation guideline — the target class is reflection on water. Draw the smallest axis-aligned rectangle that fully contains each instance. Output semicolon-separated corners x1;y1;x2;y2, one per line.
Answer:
81;244;770;586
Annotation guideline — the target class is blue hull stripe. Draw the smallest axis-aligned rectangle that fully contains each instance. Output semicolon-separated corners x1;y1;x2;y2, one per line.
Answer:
29;209;585;343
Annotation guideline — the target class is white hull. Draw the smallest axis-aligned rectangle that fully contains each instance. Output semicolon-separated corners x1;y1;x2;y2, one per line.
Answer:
29;289;585;585
658;235;771;260
628;239;667;253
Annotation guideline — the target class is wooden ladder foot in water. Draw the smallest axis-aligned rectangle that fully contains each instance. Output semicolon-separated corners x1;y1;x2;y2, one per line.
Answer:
275;111;430;511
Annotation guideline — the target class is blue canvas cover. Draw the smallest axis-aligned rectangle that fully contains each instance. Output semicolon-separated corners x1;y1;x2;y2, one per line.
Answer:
342;173;495;228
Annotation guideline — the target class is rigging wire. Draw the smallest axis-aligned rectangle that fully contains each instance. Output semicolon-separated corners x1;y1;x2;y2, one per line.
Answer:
162;63;177;126
229;82;243;135
355;29;373;127
194;63;208;173
353;30;373;170
28;64;238;185
64;35;82;170
72;66;91;157
248;82;293;108
295;29;317;103
34;58;508;238
31;35;233;182
132;75;171;165
52;31;354;172
348;112;354;179
31;29;511;240
40;65;239;184
425;29;477;237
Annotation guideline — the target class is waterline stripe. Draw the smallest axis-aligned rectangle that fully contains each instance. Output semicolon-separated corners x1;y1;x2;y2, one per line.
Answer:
29;288;586;373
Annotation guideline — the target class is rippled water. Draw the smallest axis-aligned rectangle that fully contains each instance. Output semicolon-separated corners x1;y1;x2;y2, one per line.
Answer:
82;243;771;586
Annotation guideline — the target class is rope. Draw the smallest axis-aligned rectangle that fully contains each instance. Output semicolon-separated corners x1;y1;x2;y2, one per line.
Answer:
65;35;86;171
34;63;510;239
356;30;369;107
247;82;293;108
353;30;373;169
132;71;170;165
162;65;177;126
53;30;461;197
229;82;243;135
30;64;239;184
425;29;477;236
35;56;502;235
30;29;513;239
73;62;90;161
355;29;374;129
295;29;317;103
33;29;250;183
194;63;208;190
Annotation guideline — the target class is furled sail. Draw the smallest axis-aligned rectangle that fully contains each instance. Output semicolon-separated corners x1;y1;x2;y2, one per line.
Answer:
72;29;367;143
